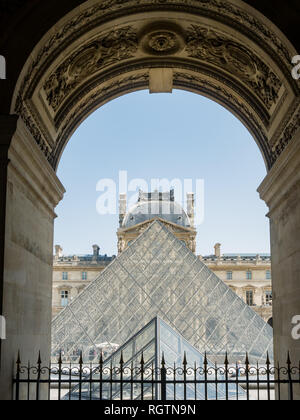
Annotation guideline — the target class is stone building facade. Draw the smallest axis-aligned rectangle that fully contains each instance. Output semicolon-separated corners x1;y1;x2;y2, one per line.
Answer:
200;244;272;324
52;245;115;318
52;192;272;323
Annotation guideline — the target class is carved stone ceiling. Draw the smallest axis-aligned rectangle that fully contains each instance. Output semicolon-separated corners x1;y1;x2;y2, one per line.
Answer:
6;0;300;171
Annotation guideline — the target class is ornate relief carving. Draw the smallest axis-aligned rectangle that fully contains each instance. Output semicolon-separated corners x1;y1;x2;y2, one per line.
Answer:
174;71;262;129
16;0;293;110
53;72;149;166
173;71;272;167
148;31;177;53
43;27;138;111
140;23;184;56
271;103;300;163
13;0;296;169
185;25;282;110
16;102;54;165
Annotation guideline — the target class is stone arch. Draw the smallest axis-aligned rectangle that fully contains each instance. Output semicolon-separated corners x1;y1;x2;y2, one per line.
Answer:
10;0;299;171
1;0;300;400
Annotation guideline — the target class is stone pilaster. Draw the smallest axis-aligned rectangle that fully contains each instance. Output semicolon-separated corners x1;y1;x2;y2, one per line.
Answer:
0;118;65;399
258;131;300;399
0;115;18;371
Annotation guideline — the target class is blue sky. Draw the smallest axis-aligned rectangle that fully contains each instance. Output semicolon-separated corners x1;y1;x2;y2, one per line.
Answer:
54;89;270;257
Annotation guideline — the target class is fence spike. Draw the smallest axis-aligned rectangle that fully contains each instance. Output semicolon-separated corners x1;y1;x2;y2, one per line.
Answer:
161;352;166;368
16;350;21;366
140;351;144;367
266;351;270;366
37;351;42;366
99;352;103;366
287;351;291;367
224;352;229;367
183;351;187;366
16;351;21;376
79;351;83;365
120;351;124;366
58;350;62;365
204;351;208;366
245;352;249;367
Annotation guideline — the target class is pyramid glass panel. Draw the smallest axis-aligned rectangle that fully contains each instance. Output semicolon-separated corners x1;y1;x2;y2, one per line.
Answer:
52;221;273;365
65;318;245;400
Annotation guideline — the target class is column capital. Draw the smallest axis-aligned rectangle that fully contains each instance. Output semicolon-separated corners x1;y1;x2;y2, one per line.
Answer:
258;131;300;217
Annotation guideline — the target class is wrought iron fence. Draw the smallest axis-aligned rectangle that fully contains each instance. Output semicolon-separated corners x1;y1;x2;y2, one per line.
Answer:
13;351;300;401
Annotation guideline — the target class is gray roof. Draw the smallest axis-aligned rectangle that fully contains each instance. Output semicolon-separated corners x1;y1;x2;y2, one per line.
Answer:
123;200;191;228
122;189;191;229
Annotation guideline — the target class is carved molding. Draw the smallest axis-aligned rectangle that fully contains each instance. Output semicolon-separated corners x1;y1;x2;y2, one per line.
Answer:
44;26;138;112
12;0;299;169
53;72;149;167
15;0;294;109
185;25;282;110
173;71;272;166
140;22;185;56
15;103;55;165
271;102;300;164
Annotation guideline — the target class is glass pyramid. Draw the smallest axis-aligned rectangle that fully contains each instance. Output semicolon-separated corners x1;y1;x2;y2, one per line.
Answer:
65;317;246;400
52;221;273;364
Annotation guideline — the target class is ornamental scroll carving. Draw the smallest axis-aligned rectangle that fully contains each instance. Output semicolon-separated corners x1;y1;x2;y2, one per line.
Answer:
53;72;149;166
271;104;300;163
44;26;138;111
185;25;282;110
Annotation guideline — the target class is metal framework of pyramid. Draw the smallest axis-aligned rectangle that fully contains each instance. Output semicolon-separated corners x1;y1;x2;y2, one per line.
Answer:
52;221;273;364
66;317;245;400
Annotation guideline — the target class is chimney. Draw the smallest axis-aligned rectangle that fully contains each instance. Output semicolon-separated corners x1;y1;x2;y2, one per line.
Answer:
55;245;63;258
187;193;195;228
214;243;221;258
92;245;100;259
119;194;127;227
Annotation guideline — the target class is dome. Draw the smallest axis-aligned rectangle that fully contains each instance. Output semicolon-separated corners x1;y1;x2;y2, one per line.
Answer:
122;200;191;228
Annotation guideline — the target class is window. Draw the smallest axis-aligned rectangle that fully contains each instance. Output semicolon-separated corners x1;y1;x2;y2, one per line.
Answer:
226;271;233;280
62;272;68;280
246;290;254;306
265;291;272;305
246;270;252;280
266;270;271;280
61;291;69;307
82;272;87;281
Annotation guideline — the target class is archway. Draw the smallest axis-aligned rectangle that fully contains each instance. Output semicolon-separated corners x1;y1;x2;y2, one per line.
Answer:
0;0;299;400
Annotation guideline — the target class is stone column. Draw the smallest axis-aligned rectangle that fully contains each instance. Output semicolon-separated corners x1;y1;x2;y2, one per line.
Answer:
0;118;65;400
258;133;300;400
0;115;18;372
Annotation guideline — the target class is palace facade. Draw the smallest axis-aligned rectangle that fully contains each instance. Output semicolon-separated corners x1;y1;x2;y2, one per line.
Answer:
52;191;272;323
